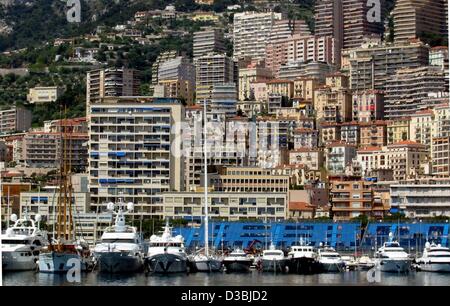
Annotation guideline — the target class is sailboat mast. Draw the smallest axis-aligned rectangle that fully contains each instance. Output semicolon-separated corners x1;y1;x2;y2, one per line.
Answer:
203;100;209;257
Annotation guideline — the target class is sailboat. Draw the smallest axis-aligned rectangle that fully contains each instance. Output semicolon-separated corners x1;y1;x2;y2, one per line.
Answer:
190;100;223;272
38;115;93;273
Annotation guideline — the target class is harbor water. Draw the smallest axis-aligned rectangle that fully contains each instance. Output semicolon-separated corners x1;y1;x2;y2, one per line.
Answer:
3;270;450;286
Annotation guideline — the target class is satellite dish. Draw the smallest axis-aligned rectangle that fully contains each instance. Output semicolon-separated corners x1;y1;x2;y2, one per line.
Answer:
35;214;42;222
107;202;115;211
127;202;134;211
10;214;17;222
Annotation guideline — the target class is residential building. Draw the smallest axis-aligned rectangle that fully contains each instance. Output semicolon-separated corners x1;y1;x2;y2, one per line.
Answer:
320;122;341;145
23;131;88;171
410;109;434;148
293;128;319;149
432;136;450;176
359;120;387;147
86;68;140;107
88;97;184;218
195;53;236;102
340;122;360;146
387;118;410;144
209;83;238;118
233;11;283;60
343;39;430;91
390;178;450;218
341;0;385;50
314;0;343;65
278;61;335;82
162;192;287;222
193;28;226;58
352;90;384;122
150;51;179;94
325;142;357;175
330;179;374;220
27;86;64;104
289;148;324;171
287;35;337;66
0;107;32;134
266;79;294;99
384;66;447;119
238;61;273;101
314;74;352;123
392;0;447;43
293;77;322;103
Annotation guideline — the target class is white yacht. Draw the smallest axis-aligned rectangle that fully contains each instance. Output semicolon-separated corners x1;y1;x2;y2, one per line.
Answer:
38;239;92;273
416;242;450;272
355;255;375;270
145;221;188;274
287;239;319;274
260;243;288;273
317;245;345;272
374;234;412;273
93;201;144;273
223;248;253;273
2;213;48;271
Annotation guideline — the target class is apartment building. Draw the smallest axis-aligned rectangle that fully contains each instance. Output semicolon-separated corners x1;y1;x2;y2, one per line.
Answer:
88;96;183;218
314;75;352;123
314;0;343;65
44;117;88;134
387;118;410;144
359;120;387;148
320;122;341;145
0;107;32;134
27;86;64;104
193;28;226;58
238;61;273;101
392;0;447;43
162;192;287;222
409;109;434;148
325;142;357;175
289;148;324;171
86;68;140;107
195;53;236;102
432;136;450;177
330;179;374;220
356;141;429;180
287;35;337;66
384;66;447;119
293;128;319;149
23;131;88;171
390;178;450;218
278;61;335;82
340;122;360;146
293;77;321;103
150;50;179;94
266;79;294;99
341;0;385;50
211;167;290;193
343;39;430;91
209;83;238;118
351;90;384;122
233;11;282;60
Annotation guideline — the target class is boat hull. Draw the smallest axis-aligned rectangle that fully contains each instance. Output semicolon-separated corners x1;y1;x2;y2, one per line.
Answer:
378;259;411;273
145;253;187;274
38;252;89;273
261;259;288;273
2;251;39;271
288;257;320;274
319;261;345;272
96;252;143;273
417;262;450;272
223;260;252;273
192;259;223;272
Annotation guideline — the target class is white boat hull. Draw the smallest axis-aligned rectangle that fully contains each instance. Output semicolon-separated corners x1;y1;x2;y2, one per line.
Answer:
2;251;39;271
95;252;143;273
378;259;411;273
418;262;450;272
319;261;345;272
193;259;223;272
38;252;89;273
